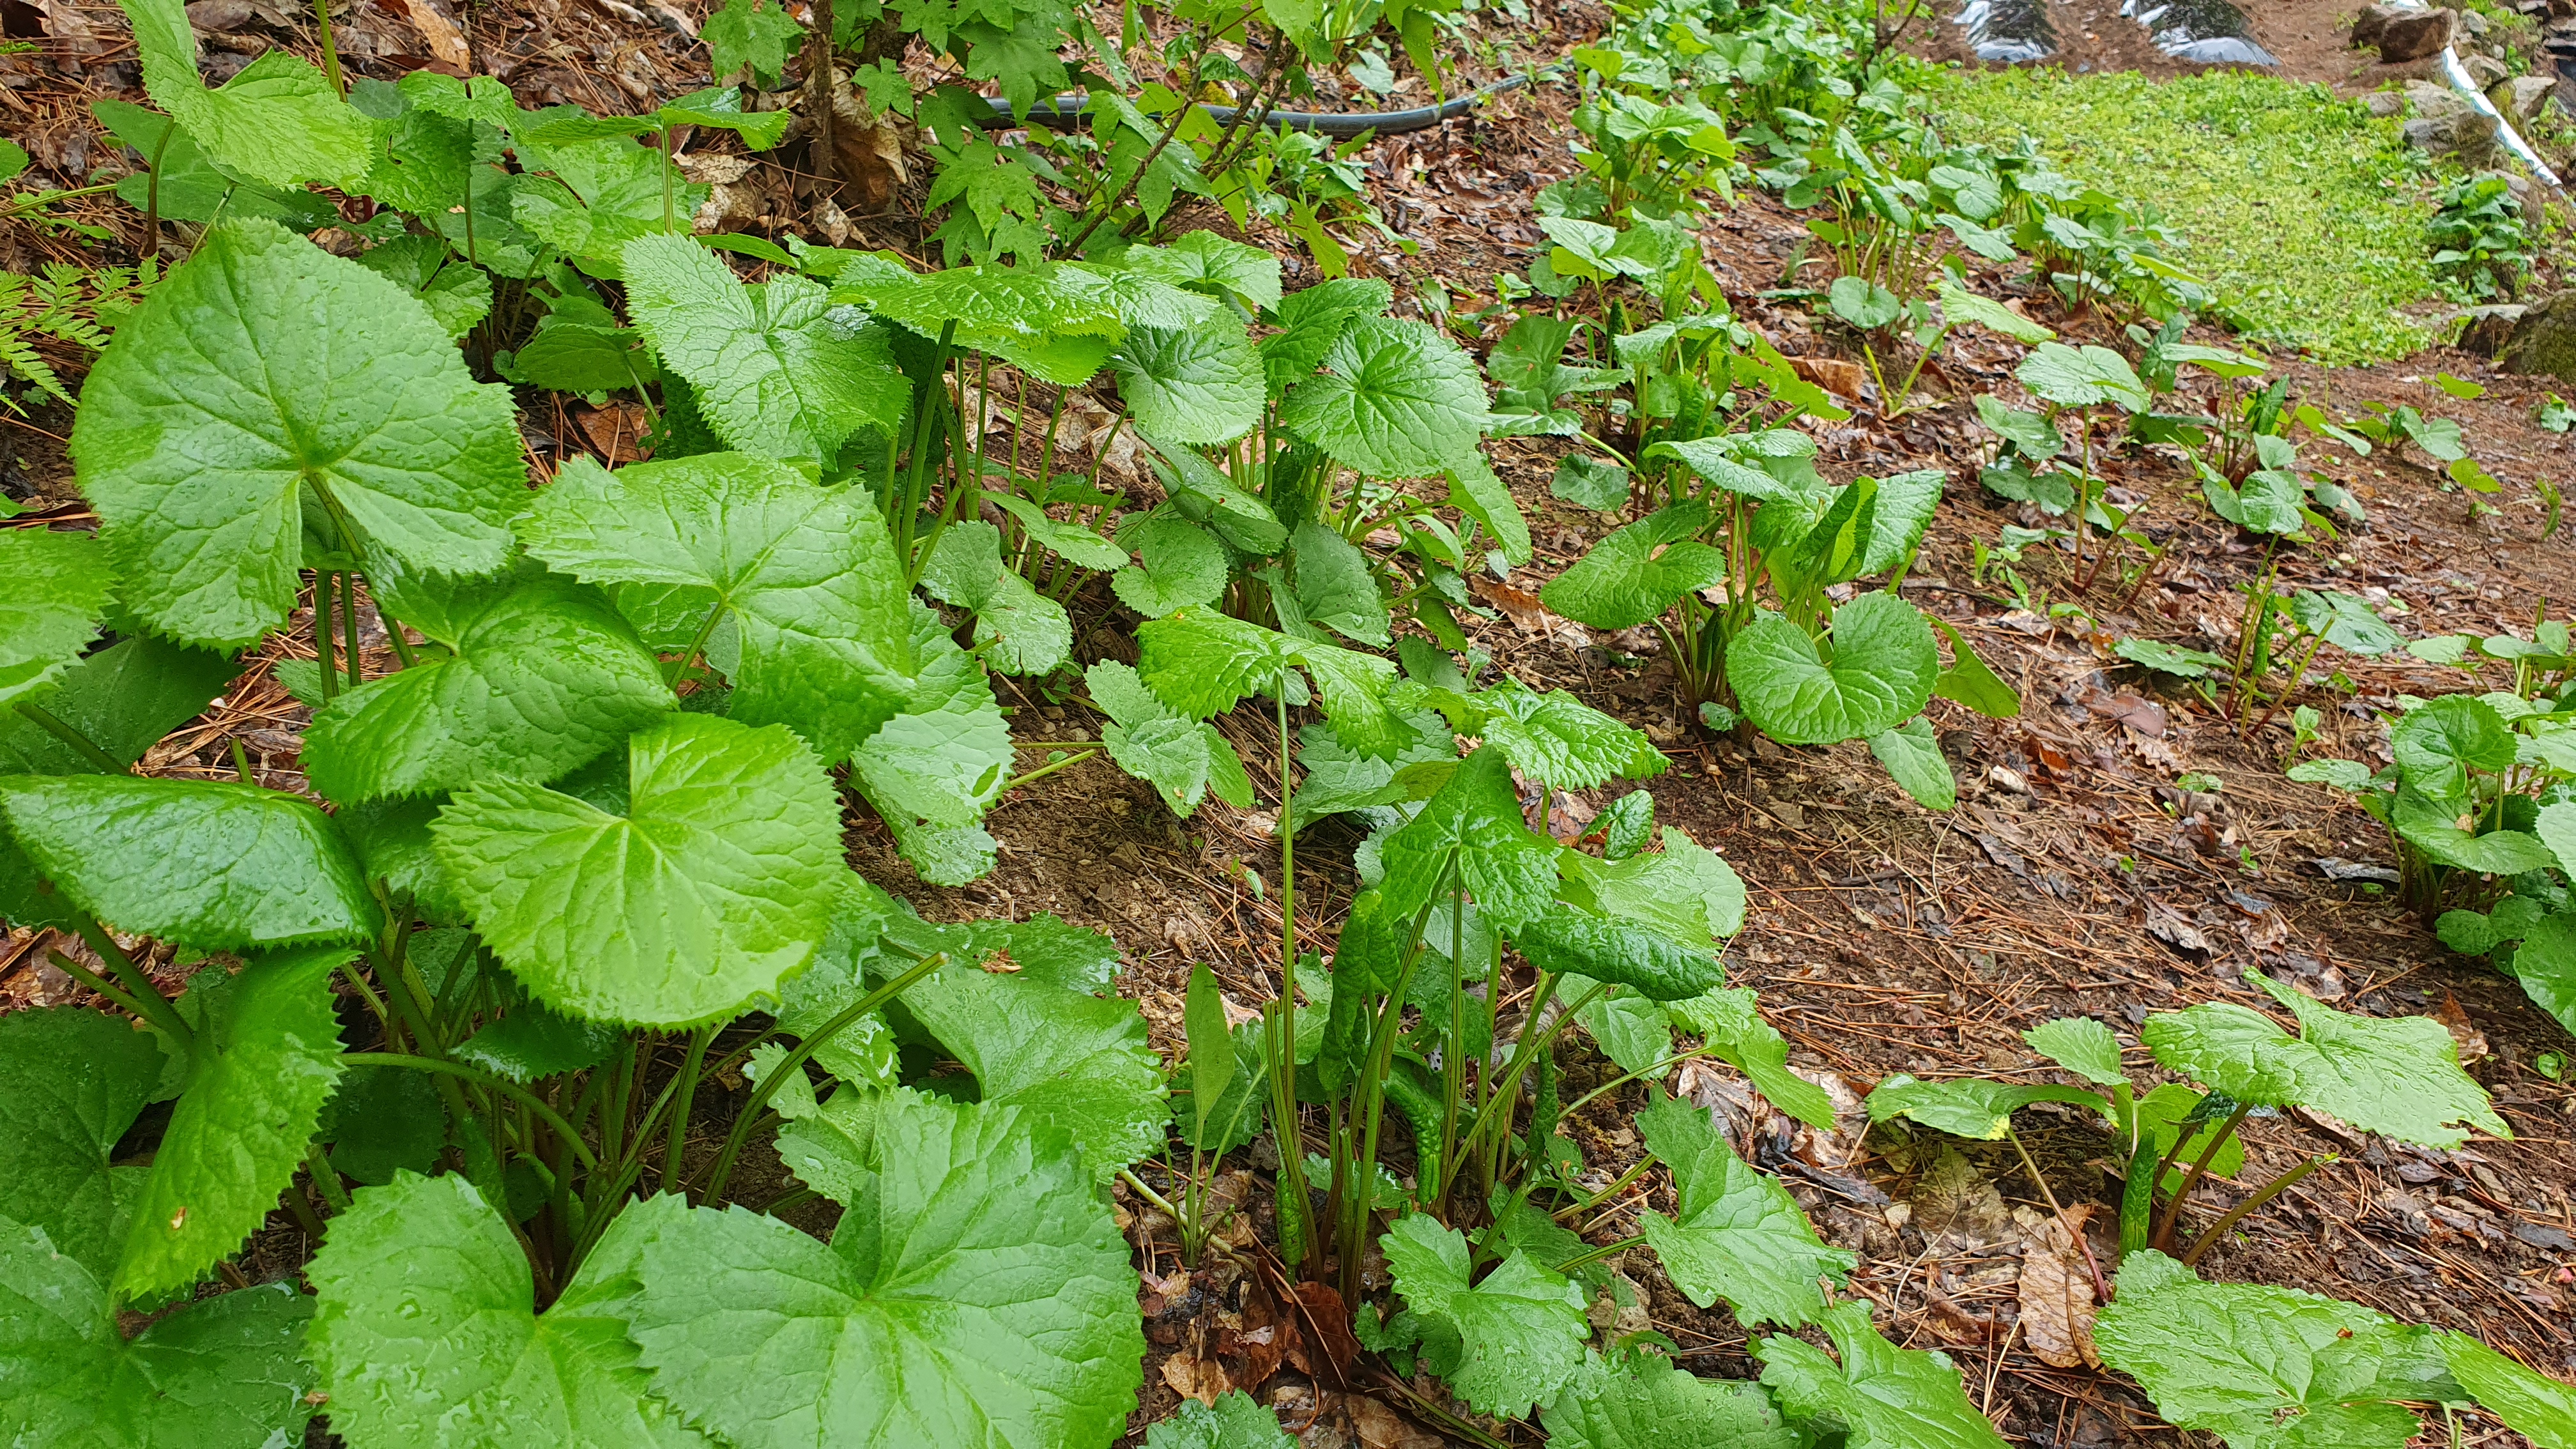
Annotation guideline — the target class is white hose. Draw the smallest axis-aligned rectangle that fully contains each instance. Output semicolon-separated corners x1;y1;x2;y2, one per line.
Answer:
2436;44;2566;193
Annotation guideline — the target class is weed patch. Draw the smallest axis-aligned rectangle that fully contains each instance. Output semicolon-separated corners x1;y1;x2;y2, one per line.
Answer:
1915;64;2440;363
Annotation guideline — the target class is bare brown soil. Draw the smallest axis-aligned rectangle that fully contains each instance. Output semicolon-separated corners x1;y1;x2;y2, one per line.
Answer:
1920;0;2494;91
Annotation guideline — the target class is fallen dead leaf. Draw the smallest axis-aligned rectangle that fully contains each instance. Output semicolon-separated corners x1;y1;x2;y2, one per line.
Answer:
1280;1278;1361;1389
1347;1397;1443;1449
379;0;471;72
1160;1349;1230;1406
2432;992;2488;1065
576;402;652;465
2017;1204;2101;1368
1469;574;1549;629
1786;355;1867;398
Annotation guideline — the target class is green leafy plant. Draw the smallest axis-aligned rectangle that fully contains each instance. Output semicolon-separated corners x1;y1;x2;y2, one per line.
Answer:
1869;972;2505;1269
2428;172;2531;303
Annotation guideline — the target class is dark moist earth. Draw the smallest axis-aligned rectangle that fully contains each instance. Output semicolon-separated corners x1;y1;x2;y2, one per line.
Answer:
4;0;2576;1445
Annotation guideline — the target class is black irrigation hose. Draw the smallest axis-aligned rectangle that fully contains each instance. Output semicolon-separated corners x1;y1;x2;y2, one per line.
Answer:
972;69;1542;138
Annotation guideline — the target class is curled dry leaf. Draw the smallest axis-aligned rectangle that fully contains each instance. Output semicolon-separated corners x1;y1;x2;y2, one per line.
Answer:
2431;992;2488;1065
2018;1204;2101;1369
1469;574;1550;630
1348;1395;1445;1449
1161;1347;1232;1406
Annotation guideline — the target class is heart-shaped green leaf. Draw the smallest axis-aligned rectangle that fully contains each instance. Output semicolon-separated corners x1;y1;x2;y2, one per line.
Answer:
1728;592;1938;746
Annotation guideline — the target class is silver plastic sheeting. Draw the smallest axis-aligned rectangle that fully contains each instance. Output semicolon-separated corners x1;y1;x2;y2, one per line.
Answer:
2120;0;2278;65
1954;0;2057;63
2437;44;2568;194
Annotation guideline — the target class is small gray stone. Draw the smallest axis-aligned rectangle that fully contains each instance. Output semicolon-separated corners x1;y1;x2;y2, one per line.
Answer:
2465;52;2511;88
2381;7;2457;60
2459;5;2491;34
2365;89;2409;115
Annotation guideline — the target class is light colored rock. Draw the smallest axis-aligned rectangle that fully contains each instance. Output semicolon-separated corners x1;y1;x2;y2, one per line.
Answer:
2407;79;2470;118
2459;5;2492;34
2366;89;2410;115
2504;73;2557;117
2501;292;2576;382
2464;52;2512;88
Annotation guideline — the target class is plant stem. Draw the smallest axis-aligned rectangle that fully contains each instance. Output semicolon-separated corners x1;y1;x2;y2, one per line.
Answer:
1117;1166;1184;1222
666;602;729;689
342;1054;601;1168
13;701;122;773
1556;1152;1659;1222
310;0;344;95
46;948;158;1025
73;919;192;1046
2150;1103;2249;1252
315;572;339;704
2179;1154;2331;1267
663;1024;715;1199
306;1149;353;1212
142;126;173;259
702;944;949;1201
1000;747;1098;793
341;571;365;689
1553;1234;1646;1276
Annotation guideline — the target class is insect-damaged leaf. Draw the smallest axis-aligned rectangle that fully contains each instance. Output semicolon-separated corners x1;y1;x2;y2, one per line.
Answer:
73;220;525;649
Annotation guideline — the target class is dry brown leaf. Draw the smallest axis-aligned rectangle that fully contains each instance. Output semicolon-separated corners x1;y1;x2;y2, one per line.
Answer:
382;0;471;72
2432;992;2488;1064
1469;575;1549;629
576;402;652;465
2018;1204;2101;1368
1347;1397;1444;1449
1786;355;1867;398
1160;1349;1230;1406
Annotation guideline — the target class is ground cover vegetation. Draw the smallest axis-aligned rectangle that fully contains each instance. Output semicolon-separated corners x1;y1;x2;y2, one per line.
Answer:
1;0;2573;1442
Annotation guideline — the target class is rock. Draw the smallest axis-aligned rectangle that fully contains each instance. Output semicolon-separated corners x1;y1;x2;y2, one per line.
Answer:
2501;292;2576;383
2366;88;2410;115
2381;7;2457;59
2404;109;2500;164
2409;79;2470;117
2458;303;2531;356
2504;73;2557;116
2353;1;2406;45
2464;52;2512;87
2460;5;2492;34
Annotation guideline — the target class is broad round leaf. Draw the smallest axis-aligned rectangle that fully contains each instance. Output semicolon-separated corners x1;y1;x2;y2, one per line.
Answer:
2442;1330;2576;1447
305;576;673;803
118;947;352;1298
0;528;113;710
1545;1351;1800;1449
0;775;379;949
1109;319;1264;446
1863;1074;2107;1139
1381;1215;1591;1418
899;963;1167;1179
622;234;907;464
73;218;524;648
1728;592;1938;746
1755;1301;2009;1449
1538;502;1724;631
126;0;371;187
1277;318;1485;479
307;1174;711;1447
516;452;916;760
2140;969;2507;1149
629;1091;1145;1448
431;713;842;1026
3;1218;316;1447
